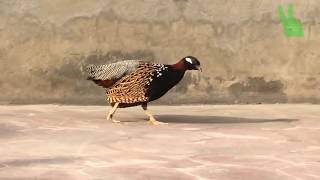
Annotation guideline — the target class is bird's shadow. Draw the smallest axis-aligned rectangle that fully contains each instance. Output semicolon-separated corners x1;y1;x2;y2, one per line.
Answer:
154;115;298;124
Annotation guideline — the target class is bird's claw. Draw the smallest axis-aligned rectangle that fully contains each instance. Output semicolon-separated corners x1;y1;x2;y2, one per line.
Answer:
107;114;120;123
112;119;121;123
148;118;167;125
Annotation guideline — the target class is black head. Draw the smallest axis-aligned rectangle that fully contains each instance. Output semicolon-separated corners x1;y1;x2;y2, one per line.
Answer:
182;56;201;71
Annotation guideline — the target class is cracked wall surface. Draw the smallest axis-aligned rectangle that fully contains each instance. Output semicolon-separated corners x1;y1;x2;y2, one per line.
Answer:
0;0;320;104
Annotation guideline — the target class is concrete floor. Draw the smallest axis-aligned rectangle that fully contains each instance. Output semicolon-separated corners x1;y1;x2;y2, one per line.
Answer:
0;104;320;180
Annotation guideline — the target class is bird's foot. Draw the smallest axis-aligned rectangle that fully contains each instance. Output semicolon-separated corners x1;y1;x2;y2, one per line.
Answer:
107;114;120;123
112;119;121;123
148;118;167;125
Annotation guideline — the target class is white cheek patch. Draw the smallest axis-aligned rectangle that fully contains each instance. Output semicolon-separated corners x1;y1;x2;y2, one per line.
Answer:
185;57;193;64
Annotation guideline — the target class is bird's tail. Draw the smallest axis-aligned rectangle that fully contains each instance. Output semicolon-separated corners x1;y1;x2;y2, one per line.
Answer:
86;64;98;80
85;60;142;81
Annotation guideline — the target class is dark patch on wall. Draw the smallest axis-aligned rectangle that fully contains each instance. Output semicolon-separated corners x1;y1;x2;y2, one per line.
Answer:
305;8;320;24
173;0;188;3
173;0;189;11
306;77;316;82
204;76;214;94
173;73;200;94
228;77;287;103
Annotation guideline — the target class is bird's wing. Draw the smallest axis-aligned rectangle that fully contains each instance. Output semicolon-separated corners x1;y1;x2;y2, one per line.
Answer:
86;60;142;88
106;62;157;104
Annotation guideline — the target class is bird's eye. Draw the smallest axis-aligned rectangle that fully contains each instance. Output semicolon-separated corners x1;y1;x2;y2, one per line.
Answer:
185;57;193;64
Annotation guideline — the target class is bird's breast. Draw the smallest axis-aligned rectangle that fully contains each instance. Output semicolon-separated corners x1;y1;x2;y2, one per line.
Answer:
146;66;185;102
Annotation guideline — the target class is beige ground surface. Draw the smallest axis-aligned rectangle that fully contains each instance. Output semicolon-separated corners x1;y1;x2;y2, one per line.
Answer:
0;104;320;180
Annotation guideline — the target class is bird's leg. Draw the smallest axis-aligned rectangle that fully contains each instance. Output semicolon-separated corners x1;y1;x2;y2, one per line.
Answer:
141;104;167;125
107;103;120;123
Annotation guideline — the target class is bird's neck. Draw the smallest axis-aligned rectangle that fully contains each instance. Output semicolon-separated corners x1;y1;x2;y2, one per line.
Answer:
171;60;187;71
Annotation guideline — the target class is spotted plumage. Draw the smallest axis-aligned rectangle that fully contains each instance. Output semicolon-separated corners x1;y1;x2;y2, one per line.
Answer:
87;60;140;81
87;56;201;124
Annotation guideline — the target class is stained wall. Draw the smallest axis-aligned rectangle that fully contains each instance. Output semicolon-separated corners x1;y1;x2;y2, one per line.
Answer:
0;0;319;104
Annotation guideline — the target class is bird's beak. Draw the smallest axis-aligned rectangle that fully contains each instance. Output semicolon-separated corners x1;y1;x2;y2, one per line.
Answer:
196;65;202;72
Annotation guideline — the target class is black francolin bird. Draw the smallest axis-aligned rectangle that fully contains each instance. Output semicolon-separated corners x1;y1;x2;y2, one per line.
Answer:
87;56;201;125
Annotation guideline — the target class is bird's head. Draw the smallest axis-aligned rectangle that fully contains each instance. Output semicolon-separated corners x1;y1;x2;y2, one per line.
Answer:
182;56;201;71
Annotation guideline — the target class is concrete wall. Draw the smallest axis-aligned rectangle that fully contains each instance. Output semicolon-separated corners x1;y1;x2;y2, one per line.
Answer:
0;0;320;105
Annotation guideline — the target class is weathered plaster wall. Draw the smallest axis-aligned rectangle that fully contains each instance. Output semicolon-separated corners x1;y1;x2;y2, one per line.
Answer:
0;0;320;104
